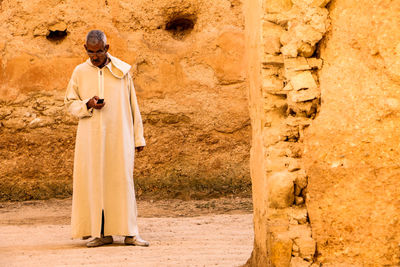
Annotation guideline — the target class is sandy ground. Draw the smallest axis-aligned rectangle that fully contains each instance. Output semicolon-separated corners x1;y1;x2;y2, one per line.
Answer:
0;198;253;267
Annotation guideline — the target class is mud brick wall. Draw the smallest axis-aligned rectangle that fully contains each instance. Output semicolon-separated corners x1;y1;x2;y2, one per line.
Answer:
0;0;251;201
245;0;400;266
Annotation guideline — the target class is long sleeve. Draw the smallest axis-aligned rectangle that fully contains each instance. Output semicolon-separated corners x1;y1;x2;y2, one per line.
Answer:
128;74;146;147
64;69;93;119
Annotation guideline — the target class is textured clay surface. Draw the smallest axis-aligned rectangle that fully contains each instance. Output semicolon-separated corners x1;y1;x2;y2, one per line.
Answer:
304;0;400;265
0;0;250;200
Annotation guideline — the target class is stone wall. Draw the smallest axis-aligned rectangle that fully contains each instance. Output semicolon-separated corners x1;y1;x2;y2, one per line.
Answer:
245;0;400;266
0;0;251;200
252;0;329;266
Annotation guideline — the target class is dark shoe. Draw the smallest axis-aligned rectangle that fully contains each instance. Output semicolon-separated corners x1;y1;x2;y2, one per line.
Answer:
86;236;113;247
124;235;149;247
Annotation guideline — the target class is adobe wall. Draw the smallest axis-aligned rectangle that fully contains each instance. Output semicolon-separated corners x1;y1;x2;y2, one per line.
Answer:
0;0;250;200
243;0;270;265
304;0;400;265
245;0;400;266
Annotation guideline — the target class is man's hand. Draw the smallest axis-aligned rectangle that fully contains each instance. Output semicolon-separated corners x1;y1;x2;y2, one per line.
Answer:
86;96;105;110
135;146;144;152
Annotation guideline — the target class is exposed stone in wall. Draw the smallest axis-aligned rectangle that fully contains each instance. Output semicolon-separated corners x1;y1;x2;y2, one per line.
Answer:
246;0;330;265
261;0;330;265
0;0;250;200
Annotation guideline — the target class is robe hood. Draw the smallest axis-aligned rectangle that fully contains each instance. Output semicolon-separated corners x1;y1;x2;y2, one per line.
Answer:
86;53;131;79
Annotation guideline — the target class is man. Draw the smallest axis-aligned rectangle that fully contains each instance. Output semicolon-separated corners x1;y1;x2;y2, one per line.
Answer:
64;30;148;247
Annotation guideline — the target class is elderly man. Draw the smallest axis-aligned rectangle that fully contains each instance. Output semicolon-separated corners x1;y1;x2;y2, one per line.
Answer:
65;30;148;247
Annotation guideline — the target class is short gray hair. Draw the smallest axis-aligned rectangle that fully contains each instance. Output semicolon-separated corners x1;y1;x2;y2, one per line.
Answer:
86;30;107;45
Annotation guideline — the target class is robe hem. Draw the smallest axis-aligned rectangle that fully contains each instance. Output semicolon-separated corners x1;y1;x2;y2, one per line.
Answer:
72;231;140;240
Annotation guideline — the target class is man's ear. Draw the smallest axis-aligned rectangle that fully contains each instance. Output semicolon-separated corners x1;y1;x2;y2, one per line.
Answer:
105;44;110;52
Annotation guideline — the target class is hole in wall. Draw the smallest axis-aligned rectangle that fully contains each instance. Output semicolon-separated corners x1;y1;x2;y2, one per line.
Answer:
165;16;196;40
46;30;67;42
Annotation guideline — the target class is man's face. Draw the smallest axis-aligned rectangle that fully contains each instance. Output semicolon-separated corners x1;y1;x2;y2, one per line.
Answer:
84;41;109;67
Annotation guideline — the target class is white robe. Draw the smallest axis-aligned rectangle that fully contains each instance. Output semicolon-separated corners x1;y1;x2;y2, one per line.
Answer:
64;54;146;239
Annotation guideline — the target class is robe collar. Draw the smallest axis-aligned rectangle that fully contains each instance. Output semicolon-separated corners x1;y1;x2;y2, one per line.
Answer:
86;53;131;79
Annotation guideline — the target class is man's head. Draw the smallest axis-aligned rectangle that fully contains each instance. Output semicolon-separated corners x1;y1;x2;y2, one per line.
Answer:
84;30;109;68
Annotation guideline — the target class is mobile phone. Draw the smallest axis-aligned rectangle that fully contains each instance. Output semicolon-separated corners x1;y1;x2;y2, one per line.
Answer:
97;99;104;104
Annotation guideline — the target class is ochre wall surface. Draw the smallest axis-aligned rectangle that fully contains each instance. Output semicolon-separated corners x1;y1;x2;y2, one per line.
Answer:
246;0;400;266
304;0;400;265
243;0;270;265
0;0;251;200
